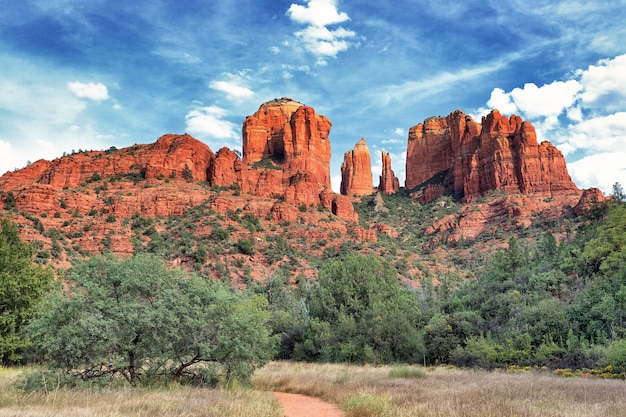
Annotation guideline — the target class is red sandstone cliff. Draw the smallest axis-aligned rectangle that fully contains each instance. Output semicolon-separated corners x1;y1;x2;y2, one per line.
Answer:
406;110;578;201
0;98;357;223
238;98;354;220
378;151;400;194
340;138;374;197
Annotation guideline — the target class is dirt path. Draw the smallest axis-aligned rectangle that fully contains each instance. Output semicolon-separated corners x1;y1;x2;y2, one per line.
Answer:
273;392;345;417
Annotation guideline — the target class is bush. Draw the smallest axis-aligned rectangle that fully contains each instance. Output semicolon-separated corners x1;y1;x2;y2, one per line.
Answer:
237;238;256;255
388;365;426;379
27;254;277;386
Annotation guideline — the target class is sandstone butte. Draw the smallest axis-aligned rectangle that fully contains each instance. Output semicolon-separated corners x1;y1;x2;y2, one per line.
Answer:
406;109;580;202
340;138;374;197
378;151;400;194
0;97;357;224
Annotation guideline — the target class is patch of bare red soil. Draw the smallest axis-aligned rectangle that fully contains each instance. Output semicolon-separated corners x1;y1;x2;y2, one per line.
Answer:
273;392;344;417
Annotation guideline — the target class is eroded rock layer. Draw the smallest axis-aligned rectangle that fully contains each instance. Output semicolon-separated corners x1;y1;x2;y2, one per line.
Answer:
406;110;578;201
0;98;356;222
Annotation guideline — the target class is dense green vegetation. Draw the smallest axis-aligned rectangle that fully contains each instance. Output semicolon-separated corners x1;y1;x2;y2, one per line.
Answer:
26;254;276;387
2;183;626;391
0;219;53;365
252;193;626;373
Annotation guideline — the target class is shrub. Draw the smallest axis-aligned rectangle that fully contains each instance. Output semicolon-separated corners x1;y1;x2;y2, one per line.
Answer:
27;254;277;386
388;365;426;379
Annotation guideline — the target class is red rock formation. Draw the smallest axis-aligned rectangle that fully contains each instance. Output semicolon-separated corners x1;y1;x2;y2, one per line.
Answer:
1;99;357;224
405;110;578;201
340;138;374;196
378;151;400;194
573;188;606;216
0;134;215;192
240;98;355;220
242;97;331;188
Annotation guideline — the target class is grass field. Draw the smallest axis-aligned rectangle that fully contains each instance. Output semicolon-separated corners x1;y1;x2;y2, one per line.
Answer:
253;362;626;417
2;363;625;416
0;367;281;417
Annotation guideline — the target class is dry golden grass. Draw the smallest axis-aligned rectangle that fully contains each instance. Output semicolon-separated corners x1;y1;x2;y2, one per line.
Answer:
0;367;281;417
253;362;626;417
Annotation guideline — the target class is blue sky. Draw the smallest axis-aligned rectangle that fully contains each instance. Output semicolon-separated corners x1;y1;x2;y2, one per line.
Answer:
1;0;625;194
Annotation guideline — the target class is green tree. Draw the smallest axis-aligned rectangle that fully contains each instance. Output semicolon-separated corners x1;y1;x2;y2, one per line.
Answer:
298;255;424;363
28;254;276;385
612;182;625;203
0;218;54;364
581;203;626;273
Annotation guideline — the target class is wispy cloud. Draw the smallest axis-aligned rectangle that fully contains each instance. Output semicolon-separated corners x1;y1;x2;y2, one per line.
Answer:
368;52;522;107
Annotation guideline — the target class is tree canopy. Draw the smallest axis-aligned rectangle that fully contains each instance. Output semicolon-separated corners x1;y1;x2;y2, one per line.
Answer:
294;255;424;364
0;218;53;365
28;254;277;386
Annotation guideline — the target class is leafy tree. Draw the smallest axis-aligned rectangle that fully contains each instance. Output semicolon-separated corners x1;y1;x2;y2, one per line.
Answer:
297;255;424;363
581;203;626;273
28;254;276;385
612;182;625;203
423;313;459;363
0;218;54;365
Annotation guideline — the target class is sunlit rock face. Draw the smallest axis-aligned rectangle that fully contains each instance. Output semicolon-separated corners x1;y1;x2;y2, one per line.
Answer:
406;109;578;202
378;151;399;195
340;137;374;197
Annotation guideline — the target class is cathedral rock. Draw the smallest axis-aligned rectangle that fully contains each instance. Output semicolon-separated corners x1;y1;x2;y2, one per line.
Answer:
405;110;578;202
340;138;374;197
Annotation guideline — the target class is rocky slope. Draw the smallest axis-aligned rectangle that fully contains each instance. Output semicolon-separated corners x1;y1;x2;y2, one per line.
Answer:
406;110;579;201
0;100;605;283
340;138;374;197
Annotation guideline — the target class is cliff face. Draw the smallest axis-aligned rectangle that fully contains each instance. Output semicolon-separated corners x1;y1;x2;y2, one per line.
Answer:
242;97;331;189
0;98;357;224
378;151;399;194
340;138;374;197
406;110;578;201
1;134;214;191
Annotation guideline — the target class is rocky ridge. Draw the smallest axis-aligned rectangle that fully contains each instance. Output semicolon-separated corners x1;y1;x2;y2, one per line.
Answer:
406;110;578;201
0;99;606;281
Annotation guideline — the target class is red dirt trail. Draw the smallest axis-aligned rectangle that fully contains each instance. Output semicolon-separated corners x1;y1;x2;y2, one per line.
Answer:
273;392;345;417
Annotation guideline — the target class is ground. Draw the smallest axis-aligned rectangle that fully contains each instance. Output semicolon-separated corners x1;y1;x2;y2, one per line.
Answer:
273;392;344;417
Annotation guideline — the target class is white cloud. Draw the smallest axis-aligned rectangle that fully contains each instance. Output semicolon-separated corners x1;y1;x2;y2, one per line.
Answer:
67;81;109;102
484;80;582;120
331;174;342;193
578;54;626;108
185;103;239;149
294;26;356;58
486;88;519;115
287;0;349;26
393;128;405;136
473;54;626;195
568;152;626;193
381;138;403;145
287;0;356;59
510;80;581;119
210;80;254;101
558;112;626;155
